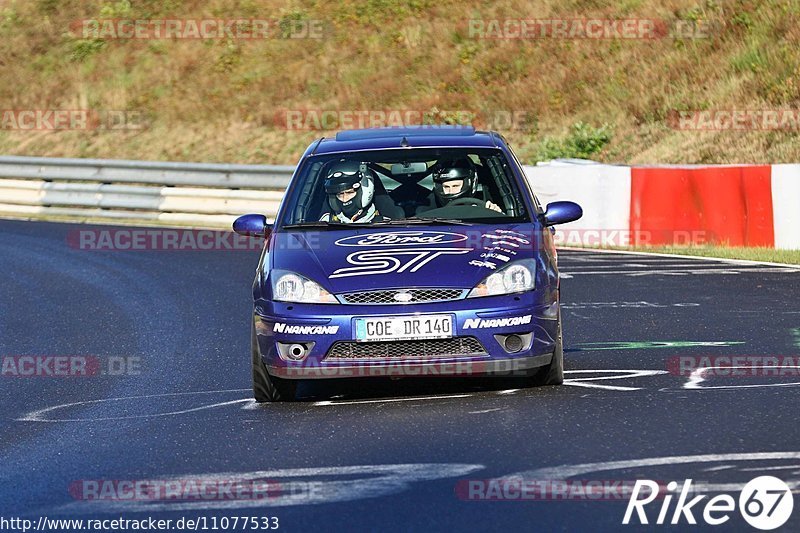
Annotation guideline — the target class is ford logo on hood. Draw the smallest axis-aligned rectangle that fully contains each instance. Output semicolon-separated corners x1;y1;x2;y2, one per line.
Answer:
335;231;468;247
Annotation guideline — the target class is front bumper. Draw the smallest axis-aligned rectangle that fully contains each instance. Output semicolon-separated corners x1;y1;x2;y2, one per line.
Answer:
253;292;559;380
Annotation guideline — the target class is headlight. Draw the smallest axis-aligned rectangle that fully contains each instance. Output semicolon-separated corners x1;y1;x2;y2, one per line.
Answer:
467;259;536;298
271;270;337;304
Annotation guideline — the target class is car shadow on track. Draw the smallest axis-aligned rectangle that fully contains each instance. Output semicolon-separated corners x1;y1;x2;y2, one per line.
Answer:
289;375;551;402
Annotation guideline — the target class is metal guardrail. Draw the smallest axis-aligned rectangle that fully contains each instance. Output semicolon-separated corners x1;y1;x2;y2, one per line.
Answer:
0;156;295;228
0;155;587;229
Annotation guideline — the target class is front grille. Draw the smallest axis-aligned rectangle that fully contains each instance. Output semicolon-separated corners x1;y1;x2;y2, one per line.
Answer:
326;337;487;360
339;288;465;305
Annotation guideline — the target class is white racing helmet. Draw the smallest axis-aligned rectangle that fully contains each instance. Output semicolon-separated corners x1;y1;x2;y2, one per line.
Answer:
324;161;376;222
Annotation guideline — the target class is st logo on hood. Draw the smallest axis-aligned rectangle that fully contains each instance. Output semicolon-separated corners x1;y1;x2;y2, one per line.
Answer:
331;231;472;279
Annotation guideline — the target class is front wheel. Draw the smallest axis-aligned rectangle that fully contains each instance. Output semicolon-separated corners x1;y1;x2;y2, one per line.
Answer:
530;311;564;386
252;325;298;402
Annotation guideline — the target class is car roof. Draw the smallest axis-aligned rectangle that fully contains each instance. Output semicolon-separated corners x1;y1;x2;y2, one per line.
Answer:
308;126;506;155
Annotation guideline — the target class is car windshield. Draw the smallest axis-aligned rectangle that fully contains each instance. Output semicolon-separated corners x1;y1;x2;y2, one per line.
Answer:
279;148;530;227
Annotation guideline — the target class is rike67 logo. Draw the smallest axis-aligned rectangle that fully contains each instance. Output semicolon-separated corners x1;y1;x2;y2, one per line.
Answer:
624;476;793;530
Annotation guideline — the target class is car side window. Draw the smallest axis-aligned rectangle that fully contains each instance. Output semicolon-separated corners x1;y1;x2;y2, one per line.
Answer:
289;160;326;223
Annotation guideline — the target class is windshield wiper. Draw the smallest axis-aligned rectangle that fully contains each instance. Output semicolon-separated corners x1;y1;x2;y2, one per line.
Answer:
375;217;473;226
282;221;352;229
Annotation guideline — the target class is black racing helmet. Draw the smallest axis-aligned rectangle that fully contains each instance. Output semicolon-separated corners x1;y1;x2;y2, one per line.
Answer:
432;157;477;205
324;160;376;219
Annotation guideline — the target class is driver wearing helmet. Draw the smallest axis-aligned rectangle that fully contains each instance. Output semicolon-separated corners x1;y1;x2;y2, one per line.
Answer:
320;161;386;223
419;158;502;213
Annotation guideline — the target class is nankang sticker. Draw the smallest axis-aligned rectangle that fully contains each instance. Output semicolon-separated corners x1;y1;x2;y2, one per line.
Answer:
335;231;468;247
463;315;532;329
486;246;517;255
273;323;339;335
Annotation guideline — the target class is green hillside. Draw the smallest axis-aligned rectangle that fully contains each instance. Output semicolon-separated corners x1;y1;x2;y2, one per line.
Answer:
0;0;798;164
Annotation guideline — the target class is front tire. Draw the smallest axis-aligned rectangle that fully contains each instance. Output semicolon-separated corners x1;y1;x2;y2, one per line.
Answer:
530;310;564;386
252;324;297;402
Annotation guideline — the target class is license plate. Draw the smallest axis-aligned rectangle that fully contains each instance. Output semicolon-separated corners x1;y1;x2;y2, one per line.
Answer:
354;314;453;342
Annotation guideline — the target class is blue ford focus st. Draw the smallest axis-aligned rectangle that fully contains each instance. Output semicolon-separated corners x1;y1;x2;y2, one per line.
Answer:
233;126;582;401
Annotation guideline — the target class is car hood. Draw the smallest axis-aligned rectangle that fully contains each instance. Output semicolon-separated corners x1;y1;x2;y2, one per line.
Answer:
269;224;543;293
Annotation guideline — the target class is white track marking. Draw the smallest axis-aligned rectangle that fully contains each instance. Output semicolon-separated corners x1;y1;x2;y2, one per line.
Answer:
740;465;800;473
575;341;743;350
17;368;676;423
26;399;252;422
564;370;669;391
29;362;779;423
561;256;722;264
16;389;250;422
505;452;800;494
562;301;699;309
702;465;736;472
563;381;641;391
56;463;484;513
684;366;800;390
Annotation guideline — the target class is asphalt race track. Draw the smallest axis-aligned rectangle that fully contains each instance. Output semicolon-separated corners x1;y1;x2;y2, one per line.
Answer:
1;219;799;532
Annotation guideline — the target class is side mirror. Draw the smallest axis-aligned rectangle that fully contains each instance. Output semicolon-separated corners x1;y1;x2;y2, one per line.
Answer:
543;201;583;227
233;214;271;238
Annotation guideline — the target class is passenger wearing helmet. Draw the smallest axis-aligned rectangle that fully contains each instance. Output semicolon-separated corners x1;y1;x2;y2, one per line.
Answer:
320;161;399;223
418;158;502;214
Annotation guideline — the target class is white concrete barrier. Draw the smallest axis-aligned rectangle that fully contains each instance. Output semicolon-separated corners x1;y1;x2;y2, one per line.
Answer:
523;164;632;246
771;165;800;250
